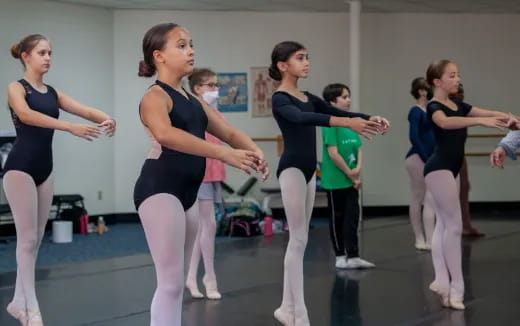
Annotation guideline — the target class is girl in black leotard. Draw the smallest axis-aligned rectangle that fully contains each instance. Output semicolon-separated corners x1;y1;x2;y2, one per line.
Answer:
424;59;516;310
134;23;268;326
269;41;389;326
4;34;116;326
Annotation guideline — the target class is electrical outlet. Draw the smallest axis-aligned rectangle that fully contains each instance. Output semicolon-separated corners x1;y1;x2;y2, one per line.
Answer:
98;191;103;200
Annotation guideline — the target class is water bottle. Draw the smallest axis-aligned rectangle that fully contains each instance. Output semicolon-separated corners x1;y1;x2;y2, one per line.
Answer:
97;216;106;235
264;216;273;236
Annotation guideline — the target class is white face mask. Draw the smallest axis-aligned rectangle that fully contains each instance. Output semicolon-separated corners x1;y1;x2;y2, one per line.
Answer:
202;90;219;108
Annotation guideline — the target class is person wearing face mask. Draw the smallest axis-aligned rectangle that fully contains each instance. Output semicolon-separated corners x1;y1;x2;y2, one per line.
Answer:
320;83;376;270
185;68;226;300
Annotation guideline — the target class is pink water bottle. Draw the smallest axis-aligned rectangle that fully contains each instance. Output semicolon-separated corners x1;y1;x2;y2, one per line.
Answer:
80;214;89;234
264;216;273;236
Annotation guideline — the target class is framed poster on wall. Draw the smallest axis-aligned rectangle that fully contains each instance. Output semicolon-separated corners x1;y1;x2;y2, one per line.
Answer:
250;67;280;117
217;73;248;112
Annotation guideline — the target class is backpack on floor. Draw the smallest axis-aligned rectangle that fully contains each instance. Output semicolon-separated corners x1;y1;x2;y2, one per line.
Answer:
58;206;88;234
225;204;263;237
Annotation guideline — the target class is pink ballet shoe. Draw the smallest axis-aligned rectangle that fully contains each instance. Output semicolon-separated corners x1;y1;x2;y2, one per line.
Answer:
6;302;28;326
449;297;465;310
295;314;310;326
202;275;221;300
429;282;450;307
185;281;204;299
429;282;442;294
27;309;44;326
274;307;294;326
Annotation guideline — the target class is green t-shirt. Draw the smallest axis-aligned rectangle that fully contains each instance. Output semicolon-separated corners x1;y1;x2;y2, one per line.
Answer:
321;127;362;189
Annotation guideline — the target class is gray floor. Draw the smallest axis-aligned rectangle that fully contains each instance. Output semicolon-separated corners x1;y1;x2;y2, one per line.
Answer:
1;216;520;325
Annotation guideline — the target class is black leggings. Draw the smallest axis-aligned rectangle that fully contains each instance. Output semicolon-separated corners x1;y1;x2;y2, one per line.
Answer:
327;187;360;258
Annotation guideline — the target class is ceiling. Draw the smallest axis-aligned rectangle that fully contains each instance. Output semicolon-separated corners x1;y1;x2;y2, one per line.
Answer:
45;0;520;13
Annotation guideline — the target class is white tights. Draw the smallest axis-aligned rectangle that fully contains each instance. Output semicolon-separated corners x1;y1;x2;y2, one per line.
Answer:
138;194;199;326
277;168;315;326
425;170;464;301
3;171;54;313
405;154;435;247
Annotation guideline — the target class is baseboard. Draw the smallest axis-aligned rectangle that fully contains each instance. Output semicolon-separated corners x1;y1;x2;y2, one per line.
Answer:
2;202;519;238
272;201;520;220
89;213;140;225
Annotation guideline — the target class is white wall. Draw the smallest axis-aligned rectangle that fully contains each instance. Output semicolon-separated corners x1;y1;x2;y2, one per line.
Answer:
0;0;115;214
2;3;519;214
113;11;352;212
361;13;520;205
114;10;520;212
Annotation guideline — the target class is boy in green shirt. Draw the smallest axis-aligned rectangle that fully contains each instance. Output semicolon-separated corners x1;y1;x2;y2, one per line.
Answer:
321;83;375;269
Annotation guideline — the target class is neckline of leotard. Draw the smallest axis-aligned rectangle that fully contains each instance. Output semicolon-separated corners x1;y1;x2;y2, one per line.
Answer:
21;79;49;95
155;80;191;102
429;99;459;112
274;90;309;104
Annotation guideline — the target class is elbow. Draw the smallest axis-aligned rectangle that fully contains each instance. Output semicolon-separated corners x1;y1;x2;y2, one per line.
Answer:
17;111;32;125
154;132;174;148
436;120;448;129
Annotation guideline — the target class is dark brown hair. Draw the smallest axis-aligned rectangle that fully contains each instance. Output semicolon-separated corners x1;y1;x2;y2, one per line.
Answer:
138;23;179;77
11;34;47;65
323;83;350;104
426;59;452;88
188;68;216;94
410;77;431;99
269;41;306;81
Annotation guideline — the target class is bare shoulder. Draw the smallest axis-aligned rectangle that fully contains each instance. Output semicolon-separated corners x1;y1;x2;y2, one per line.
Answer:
7;81;25;94
141;85;172;111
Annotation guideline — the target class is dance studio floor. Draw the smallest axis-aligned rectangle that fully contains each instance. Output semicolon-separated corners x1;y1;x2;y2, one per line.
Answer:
1;215;520;326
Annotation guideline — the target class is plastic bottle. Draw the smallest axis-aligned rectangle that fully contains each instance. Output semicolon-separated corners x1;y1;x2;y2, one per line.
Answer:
264;216;273;236
97;216;106;235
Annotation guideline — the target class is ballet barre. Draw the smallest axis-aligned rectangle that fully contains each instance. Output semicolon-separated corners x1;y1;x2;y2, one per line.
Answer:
252;136;284;156
466;133;518;157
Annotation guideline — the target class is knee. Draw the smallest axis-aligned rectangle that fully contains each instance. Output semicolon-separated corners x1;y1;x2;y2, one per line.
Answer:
201;219;217;236
18;236;39;255
158;280;184;300
289;233;308;252
445;221;462;237
206;218;217;232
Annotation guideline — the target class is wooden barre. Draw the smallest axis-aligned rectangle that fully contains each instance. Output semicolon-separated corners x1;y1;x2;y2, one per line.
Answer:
467;134;506;138
251;137;278;142
466;152;520;157
252;136;284;156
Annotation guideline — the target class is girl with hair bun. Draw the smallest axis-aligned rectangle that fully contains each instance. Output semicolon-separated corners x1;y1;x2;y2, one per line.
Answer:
269;40;389;326
4;34;116;326
134;23;269;326
424;59;517;310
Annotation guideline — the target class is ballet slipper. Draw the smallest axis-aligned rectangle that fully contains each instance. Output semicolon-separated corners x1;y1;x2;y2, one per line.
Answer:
274;307;294;326
185;281;204;299
202;275;221;300
6;302;28;326
449;297;465;310
294;314;310;326
27;309;44;326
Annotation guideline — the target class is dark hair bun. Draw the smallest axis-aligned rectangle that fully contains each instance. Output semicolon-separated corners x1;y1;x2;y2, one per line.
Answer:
138;60;156;77
11;43;21;59
268;64;282;81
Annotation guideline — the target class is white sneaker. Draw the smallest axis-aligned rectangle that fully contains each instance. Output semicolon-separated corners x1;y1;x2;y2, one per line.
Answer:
345;257;376;269
335;256;348;269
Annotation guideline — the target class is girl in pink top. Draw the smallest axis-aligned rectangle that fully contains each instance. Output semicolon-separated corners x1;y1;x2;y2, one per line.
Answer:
186;68;226;300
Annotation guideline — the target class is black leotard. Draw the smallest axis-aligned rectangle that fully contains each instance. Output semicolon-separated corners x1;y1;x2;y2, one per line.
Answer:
424;100;472;177
272;91;370;183
133;80;208;211
4;79;59;186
